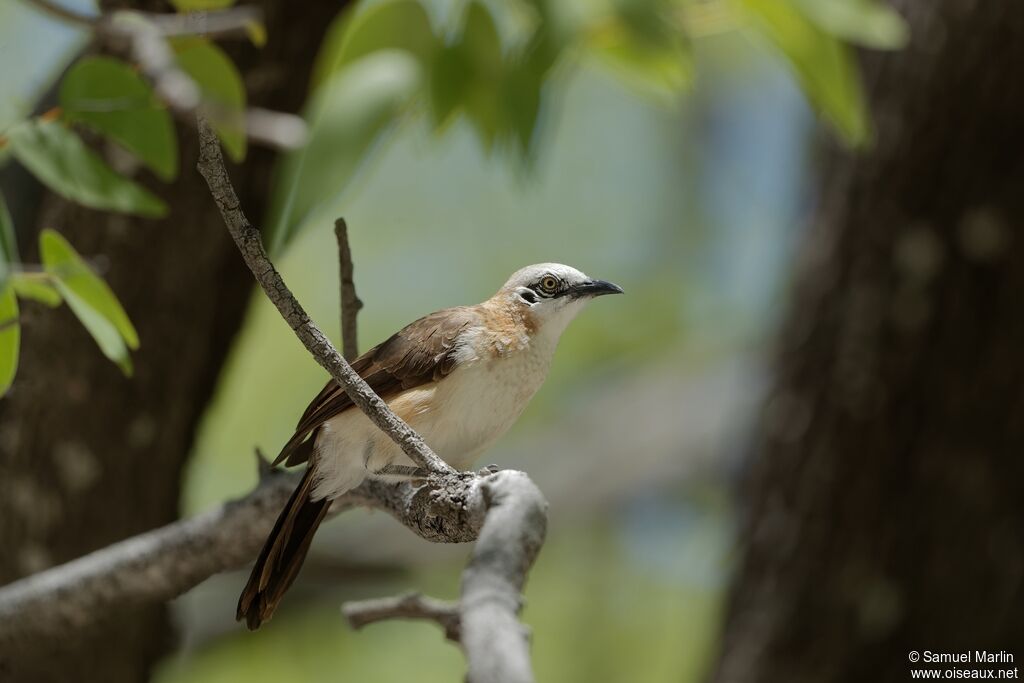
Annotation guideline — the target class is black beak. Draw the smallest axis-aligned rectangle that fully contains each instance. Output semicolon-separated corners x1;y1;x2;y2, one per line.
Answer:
570;279;624;298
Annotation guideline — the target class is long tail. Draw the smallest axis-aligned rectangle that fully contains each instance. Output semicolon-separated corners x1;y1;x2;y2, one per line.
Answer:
237;467;330;630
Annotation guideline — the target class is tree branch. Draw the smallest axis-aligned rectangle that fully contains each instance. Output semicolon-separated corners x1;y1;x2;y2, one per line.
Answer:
335;217;363;361
132;6;263;40
460;471;547;683
342;471;548;683
21;0;97;28
195;117;451;476
120;12;305;151
344;592;461;642
23;0;263;38
0;471;493;648
0;470;550;676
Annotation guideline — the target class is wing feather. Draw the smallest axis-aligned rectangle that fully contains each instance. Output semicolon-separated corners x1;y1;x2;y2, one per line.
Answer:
273;306;479;467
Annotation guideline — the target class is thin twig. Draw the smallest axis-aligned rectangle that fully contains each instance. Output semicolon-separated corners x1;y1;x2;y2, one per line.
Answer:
124;16;201;112
23;0;262;39
344;592;461;642
20;0;98;28
195;118;451;476
124;15;306;150
140;6;263;39
254;447;274;481
334;217;363;361
242;107;308;151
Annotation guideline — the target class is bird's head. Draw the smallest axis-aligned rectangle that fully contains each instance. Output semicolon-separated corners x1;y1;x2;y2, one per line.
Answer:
497;263;623;338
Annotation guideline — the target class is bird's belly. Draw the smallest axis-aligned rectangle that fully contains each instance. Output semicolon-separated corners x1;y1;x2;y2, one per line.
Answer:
311;351;548;500
412;354;547;469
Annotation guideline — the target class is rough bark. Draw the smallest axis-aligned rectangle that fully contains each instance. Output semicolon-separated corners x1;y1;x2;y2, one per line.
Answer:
0;471;478;645
0;2;345;681
713;2;1024;682
0;468;547;683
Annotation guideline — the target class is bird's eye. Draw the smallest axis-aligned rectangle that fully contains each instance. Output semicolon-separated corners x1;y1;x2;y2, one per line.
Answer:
539;276;558;293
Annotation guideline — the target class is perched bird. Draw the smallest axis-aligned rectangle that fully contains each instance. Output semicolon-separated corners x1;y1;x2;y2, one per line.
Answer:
237;263;623;629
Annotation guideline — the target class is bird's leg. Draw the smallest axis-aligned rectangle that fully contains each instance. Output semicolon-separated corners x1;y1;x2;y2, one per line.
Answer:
375;464;431;479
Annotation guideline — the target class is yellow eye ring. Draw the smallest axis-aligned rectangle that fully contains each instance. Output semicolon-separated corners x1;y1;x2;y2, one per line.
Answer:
540;276;558;292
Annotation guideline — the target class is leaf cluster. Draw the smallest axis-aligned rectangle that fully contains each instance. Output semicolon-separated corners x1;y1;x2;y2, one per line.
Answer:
0;0;907;394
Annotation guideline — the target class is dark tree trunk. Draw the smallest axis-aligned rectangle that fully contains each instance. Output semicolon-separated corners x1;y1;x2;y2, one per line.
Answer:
713;2;1024;682
0;2;345;681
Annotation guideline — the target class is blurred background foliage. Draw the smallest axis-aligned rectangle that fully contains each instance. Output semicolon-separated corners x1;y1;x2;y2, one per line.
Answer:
1;0;906;680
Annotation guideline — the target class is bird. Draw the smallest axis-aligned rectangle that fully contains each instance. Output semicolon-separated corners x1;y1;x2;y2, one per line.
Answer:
237;263;623;629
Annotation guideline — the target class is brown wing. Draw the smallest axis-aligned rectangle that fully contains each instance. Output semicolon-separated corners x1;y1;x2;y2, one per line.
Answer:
272;306;480;467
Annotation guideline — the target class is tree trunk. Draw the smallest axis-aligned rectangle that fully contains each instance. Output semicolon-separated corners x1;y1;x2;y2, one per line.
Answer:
0;2;345;681
713;2;1024;682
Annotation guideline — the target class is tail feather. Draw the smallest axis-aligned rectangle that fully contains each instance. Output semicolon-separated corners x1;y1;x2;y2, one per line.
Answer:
272;429;317;467
238;467;330;630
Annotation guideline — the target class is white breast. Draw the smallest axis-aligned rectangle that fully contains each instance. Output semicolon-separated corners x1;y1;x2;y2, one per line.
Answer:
422;340;553;468
310;328;557;501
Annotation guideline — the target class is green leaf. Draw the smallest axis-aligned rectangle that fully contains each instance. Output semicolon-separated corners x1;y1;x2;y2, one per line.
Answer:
739;0;870;146
501;31;559;156
39;229;139;375
429;42;472;130
10;275;62;307
427;1;503;143
587;19;692;106
454;1;504;148
266;51;421;254
311;0;435;92
500;57;544;155
792;0;909;50
0;286;19;396
170;0;236;10
6;120;168;217
0;191;17;288
60;56;178;181
427;2;556;156
173;38;247;161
